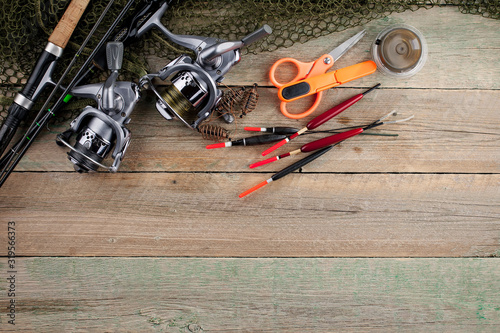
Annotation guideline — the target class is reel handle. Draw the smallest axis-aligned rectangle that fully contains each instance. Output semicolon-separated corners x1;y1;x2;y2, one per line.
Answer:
242;24;272;46
199;24;273;65
103;42;124;112
106;42;124;71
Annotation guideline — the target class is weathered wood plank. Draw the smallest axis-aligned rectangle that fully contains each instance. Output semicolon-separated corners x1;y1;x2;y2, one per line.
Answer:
3;7;499;174
1;173;498;257
10;87;500;173
147;7;500;90
0;6;498;333
0;258;499;331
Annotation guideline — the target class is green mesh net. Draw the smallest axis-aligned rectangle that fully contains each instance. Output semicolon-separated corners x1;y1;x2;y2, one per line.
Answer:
0;0;499;123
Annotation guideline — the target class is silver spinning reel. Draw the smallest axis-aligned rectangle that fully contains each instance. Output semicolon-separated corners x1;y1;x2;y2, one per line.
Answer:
136;2;272;129
56;1;271;172
57;42;141;173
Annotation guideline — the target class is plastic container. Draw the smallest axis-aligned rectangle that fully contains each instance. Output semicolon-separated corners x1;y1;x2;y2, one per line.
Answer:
371;24;428;78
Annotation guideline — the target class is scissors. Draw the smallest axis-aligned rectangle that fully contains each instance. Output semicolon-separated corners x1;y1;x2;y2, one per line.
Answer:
269;30;377;119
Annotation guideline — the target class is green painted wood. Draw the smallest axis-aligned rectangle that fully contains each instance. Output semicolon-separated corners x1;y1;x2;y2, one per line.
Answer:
0;6;499;333
0;258;499;331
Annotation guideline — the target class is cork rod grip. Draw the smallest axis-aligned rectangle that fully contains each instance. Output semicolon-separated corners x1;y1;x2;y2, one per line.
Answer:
48;0;91;49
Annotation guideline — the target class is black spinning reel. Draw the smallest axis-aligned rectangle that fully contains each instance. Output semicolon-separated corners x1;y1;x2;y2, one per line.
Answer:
56;42;140;173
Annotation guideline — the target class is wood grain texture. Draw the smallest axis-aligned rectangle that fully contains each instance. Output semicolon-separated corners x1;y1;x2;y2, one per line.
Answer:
145;7;500;90
8;7;500;173
228;7;500;90
0;258;499;332
0;6;499;332
1;173;498;257
10;88;500;173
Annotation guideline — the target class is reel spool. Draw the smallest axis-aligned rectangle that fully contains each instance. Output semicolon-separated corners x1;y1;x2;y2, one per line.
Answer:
141;56;218;130
58;107;132;173
159;71;208;125
372;24;428;77
138;21;272;130
68;116;114;172
57;42;140;173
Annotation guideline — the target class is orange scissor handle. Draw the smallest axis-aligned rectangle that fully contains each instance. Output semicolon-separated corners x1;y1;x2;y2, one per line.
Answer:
278;60;377;102
279;91;323;119
270;54;334;119
269;54;334;88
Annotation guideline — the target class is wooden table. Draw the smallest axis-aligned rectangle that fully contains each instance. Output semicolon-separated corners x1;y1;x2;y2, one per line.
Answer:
1;6;499;332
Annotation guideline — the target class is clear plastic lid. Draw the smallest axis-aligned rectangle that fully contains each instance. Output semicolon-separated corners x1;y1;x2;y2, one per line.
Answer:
371;24;428;77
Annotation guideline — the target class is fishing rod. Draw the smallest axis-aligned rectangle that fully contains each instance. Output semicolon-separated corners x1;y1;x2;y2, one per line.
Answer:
0;0;91;157
72;0;175;88
0;0;272;182
0;0;136;187
0;0;175;171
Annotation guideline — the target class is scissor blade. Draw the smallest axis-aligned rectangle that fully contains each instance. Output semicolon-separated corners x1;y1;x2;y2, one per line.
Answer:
328;30;366;62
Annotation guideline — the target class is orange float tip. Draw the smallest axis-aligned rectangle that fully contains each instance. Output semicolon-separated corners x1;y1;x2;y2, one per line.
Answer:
244;127;262;132
239;180;269;198
249;156;278;169
206;142;229;149
262;138;287;156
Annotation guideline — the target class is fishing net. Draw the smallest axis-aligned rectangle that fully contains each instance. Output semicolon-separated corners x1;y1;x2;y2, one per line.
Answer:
0;0;499;123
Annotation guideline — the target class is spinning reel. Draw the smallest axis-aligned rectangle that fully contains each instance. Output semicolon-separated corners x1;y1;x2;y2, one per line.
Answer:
56;1;271;173
136;1;272;129
56;42;140;173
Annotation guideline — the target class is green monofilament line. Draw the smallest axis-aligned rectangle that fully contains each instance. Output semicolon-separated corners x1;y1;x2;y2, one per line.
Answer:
161;86;197;124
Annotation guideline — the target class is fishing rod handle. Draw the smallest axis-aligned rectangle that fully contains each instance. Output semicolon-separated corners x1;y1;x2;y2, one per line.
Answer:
48;0;91;49
0;0;90;157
